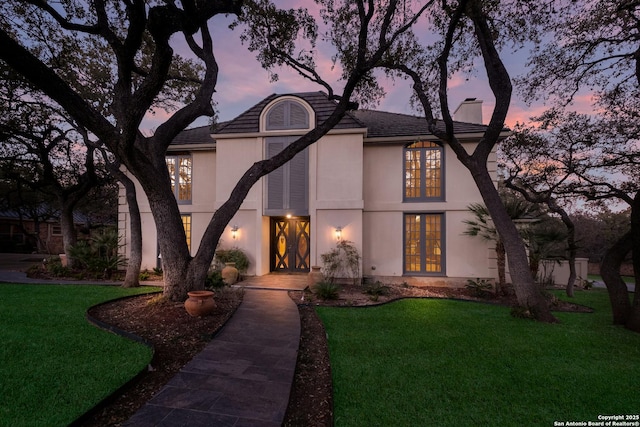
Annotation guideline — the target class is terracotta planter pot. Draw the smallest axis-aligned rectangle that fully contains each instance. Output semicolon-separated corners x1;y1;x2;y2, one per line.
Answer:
221;262;239;285
184;290;216;317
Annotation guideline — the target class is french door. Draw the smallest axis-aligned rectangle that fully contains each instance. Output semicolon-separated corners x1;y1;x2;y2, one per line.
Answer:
271;217;310;272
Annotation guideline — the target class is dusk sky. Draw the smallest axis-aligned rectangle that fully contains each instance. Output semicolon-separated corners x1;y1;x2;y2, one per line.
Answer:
142;5;595;133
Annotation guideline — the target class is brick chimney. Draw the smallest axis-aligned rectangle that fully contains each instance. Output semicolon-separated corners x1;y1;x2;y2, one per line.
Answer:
453;98;483;124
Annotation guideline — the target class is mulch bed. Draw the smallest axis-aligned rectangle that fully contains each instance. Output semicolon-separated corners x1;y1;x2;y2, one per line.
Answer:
79;282;591;426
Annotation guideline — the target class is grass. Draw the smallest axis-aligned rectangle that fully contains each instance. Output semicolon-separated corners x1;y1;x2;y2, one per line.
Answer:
0;283;160;427
317;289;640;427
588;273;635;284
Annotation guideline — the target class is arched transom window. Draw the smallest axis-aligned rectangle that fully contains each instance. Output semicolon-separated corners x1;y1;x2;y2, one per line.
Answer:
265;100;310;130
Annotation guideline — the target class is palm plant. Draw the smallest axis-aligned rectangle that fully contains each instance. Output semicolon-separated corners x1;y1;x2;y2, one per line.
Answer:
463;195;543;295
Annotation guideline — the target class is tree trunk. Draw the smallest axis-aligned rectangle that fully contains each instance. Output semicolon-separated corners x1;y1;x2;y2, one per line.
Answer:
626;191;640;332
119;173;141;288
474;171;557;322
59;203;78;267
496;240;505;295
600;232;632;325
549;199;577;298
529;256;540;282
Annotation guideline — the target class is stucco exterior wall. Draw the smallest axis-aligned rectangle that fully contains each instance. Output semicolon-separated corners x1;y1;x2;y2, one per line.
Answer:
361;141;496;286
117;94;501;287
310;132;365;270
119;148;220;271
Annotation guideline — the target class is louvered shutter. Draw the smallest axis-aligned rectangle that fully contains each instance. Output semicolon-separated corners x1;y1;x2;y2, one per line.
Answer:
289;149;308;210
265;137;308;215
266;140;285;210
289;102;308;128
266;102;286;129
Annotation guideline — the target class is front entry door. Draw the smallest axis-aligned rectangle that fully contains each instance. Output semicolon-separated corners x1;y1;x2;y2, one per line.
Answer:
271;217;310;272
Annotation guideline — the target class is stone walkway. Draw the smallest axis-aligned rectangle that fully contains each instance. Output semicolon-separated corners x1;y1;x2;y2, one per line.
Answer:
123;286;304;427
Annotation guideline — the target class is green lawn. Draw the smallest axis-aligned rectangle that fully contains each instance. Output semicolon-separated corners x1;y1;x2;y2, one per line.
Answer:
0;284;160;427
588;273;635;284
317;289;640;427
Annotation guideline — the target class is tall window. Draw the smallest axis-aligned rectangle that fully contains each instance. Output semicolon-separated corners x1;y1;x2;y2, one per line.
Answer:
166;155;192;203
181;214;192;253
404;213;444;274
404;141;443;201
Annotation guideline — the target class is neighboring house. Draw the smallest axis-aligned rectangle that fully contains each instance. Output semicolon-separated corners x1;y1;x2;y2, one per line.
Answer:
119;92;504;286
0;208;93;254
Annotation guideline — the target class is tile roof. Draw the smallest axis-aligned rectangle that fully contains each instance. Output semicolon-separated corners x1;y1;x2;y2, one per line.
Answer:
170;92;496;146
213;91;364;134
350;110;491;138
171;125;217;145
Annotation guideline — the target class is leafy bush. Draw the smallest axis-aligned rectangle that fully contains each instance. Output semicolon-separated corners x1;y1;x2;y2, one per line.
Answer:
139;271;150;281
510;305;534;319
363;281;390;301
315;282;341;300
321;240;361;284
46;257;72;277
205;270;226;289
68;229;127;278
465;278;494;297
214;248;250;273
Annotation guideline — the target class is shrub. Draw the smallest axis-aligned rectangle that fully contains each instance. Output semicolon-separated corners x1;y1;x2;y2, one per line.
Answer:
465;278;494;297
510;305;534;319
582;278;594;290
214;248;250;273
321;240;361;284
363;281;390;297
315;282;341;300
68;229;127;278
205;270;226;289
47;257;71;277
139;271;150;281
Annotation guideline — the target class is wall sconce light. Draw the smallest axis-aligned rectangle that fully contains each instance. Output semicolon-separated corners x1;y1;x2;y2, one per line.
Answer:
231;225;239;240
335;226;342;241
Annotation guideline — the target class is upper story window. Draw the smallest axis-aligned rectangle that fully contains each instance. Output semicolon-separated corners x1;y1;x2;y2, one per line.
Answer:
166;155;192;203
265;100;310;130
404;141;443;201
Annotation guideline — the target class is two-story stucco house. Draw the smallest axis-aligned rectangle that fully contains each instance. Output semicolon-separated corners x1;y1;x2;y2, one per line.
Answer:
119;92;503;286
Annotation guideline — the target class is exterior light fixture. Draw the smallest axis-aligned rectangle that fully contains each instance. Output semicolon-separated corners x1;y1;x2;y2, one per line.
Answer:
231;225;239;240
335;226;342;241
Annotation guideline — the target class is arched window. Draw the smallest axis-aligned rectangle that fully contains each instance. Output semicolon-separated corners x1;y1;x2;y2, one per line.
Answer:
265;100;309;130
403;141;444;201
